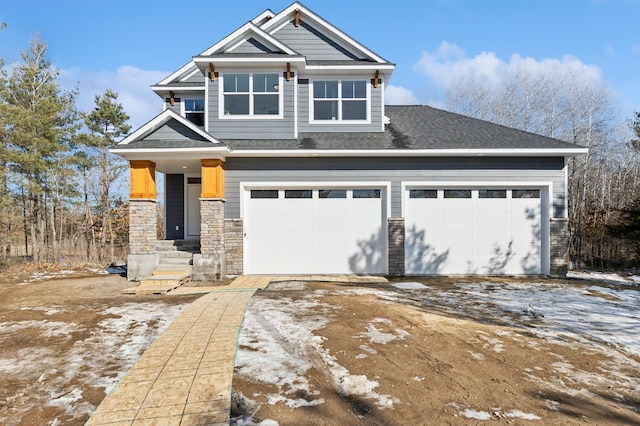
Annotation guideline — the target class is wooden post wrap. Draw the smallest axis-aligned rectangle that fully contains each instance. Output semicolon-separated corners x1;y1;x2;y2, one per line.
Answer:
201;159;225;198
129;160;156;199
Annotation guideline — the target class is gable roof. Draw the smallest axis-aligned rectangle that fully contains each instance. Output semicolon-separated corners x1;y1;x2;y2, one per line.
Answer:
118;109;222;146
261;2;390;64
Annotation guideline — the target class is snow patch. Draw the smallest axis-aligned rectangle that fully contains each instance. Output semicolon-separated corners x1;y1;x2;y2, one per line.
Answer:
505;409;541;420
391;282;429;290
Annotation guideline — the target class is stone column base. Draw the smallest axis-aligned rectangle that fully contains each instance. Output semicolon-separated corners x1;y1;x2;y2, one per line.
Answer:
388;218;405;276
192;254;225;281
550;218;570;277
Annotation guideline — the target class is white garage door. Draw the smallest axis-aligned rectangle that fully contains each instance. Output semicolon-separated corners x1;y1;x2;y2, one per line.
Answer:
244;188;386;275
405;188;543;275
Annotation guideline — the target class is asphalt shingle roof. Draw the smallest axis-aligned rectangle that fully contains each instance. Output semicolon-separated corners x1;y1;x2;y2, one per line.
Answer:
115;105;579;151
224;105;579;150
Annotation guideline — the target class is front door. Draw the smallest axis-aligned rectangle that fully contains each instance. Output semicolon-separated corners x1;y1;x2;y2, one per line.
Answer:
186;180;201;238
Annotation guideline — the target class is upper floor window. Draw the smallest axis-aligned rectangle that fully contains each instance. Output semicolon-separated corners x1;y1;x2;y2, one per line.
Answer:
184;99;205;126
312;80;368;122
222;73;281;117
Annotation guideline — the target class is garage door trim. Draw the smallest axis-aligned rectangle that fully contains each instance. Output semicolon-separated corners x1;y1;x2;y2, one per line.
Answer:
401;181;552;275
241;181;391;275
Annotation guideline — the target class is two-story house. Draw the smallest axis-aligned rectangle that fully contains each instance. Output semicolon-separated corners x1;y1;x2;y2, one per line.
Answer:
112;2;586;282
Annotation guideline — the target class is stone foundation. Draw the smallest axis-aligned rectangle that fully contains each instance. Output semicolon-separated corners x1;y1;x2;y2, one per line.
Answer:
550;218;570;277
129;199;157;254
199;198;226;279
388;218;405;276
225;218;243;276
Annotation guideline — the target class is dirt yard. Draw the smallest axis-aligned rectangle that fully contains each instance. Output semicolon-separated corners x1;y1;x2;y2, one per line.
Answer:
231;277;640;425
0;272;638;425
0;272;201;425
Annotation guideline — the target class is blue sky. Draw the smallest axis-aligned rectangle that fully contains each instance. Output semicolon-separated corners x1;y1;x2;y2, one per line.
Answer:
2;0;639;130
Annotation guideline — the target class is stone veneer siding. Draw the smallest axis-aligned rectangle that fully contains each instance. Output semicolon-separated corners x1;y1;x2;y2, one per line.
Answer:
388;218;405;276
129;199;157;254
225;219;244;276
200;199;225;257
550;218;569;277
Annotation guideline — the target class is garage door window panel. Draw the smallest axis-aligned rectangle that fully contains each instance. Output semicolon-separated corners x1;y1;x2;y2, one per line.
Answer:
285;190;312;199
353;189;381;199
251;190;279;199
319;189;347;199
444;189;471;198
409;189;437;199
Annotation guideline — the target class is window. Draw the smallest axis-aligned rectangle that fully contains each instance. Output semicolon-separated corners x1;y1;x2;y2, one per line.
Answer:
479;189;507;199
223;73;280;116
319;189;346;199
512;189;540;199
285;190;312;199
312;80;367;121
353;189;380;199
184;99;204;126
409;189;437;199
444;189;471;199
251;190;278;199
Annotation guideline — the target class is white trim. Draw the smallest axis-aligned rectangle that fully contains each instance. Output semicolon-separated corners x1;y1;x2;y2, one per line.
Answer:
225;147;589;158
261;2;389;64
204;76;209;132
401;180;552;274
304;64;395;71
309;79;371;125
157;62;199;86
251;9;275;25
218;72;284;120
116;110;221;145
151;85;205;92
240;180;391;274
180;68;201;83
193;56;305;65
294;71;299;138
240;180;392;225
563;157;569;219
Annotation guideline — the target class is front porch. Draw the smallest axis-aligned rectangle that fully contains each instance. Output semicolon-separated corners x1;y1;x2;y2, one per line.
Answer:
127;159;242;283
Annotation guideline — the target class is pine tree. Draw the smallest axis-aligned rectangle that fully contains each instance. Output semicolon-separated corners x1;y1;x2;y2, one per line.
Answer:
0;35;79;262
81;90;131;263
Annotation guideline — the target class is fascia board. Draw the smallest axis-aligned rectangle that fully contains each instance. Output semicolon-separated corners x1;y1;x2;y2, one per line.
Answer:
224;148;589;158
157;62;198;86
151;85;205;92
262;2;389;64
118;110;222;145
303;64;396;72
251;9;275;25
193;56;305;64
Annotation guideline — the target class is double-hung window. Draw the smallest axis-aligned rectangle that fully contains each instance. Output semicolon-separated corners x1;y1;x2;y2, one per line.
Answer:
312;80;368;121
222;73;280;117
183;99;205;126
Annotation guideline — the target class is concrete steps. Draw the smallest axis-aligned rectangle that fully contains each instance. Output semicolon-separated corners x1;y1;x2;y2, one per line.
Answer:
123;240;201;295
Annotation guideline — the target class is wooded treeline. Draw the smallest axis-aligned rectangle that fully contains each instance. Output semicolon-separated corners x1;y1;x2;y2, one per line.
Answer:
445;64;640;269
0;34;132;266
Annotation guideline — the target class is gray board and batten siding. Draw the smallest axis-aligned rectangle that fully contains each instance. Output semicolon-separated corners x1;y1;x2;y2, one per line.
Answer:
141;120;208;142
223;156;566;219
232;37;278;54
272;20;366;61
206;74;296;139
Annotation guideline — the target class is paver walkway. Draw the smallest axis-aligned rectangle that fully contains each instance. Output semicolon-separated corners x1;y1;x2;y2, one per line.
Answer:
86;276;270;426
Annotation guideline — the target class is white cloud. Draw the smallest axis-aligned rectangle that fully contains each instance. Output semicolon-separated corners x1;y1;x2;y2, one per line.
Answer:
60;65;168;130
385;85;420;105
413;41;604;90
